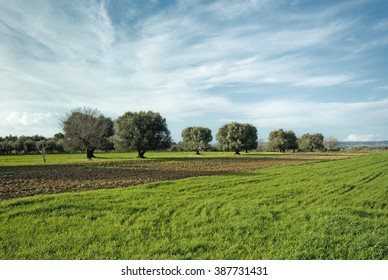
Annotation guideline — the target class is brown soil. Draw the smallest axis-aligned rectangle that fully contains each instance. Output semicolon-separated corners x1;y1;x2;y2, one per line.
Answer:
0;154;354;200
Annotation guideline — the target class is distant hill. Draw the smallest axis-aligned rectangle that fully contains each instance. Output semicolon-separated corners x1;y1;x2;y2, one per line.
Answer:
338;140;388;148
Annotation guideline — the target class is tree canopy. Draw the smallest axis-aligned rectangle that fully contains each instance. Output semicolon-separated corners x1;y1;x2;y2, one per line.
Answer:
325;136;338;151
114;111;172;158
216;122;258;154
2;105;342;158
61;107;114;159
268;129;298;152
181;126;213;154
298;133;325;152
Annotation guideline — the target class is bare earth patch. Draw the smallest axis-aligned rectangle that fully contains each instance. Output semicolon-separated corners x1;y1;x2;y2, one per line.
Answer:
0;154;357;200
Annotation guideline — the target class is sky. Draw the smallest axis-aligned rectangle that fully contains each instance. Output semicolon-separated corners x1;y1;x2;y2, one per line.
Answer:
1;0;388;142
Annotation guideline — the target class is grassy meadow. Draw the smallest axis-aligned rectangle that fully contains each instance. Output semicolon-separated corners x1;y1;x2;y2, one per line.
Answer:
0;152;387;259
0;150;360;166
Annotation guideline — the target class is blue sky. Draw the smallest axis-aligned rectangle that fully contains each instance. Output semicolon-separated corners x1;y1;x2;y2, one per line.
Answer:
1;0;388;142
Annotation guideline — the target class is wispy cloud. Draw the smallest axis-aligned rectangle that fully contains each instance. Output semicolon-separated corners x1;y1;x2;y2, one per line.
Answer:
376;85;388;91
227;98;388;139
373;19;388;32
0;112;58;136
345;134;383;142
0;0;387;140
1;112;53;126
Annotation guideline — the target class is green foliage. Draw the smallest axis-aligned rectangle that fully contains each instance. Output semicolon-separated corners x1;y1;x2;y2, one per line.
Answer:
1;153;386;259
61;107;114;159
0;151;241;167
325;136;339;151
268;129;298;152
299;133;325;152
114;111;172;158
181;127;213;154
216;122;258;154
0;135;64;155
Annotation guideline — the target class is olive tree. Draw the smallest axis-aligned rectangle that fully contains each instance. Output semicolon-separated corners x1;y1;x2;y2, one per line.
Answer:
61;107;114;159
268;129;298;153
181;126;212;154
114;111;172;158
298;133;325;152
36;140;50;163
0;138;13;154
325;136;338;151
216;122;258;154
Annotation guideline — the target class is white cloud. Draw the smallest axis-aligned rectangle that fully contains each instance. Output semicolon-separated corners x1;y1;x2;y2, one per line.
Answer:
376;85;388;91
0;0;387;141
373;19;388;32
224;98;388;139
345;134;383;142
0;0;359;98
2;112;52;126
0;112;59;137
206;0;272;19
293;74;352;87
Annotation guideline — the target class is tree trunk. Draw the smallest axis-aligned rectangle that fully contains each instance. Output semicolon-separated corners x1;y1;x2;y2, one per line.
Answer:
36;143;48;163
195;150;201;155
86;147;96;160
235;150;241;155
137;150;147;158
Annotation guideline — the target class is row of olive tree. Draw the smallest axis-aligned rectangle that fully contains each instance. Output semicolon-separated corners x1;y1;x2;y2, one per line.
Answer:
180;123;258;155
61;108;339;158
0;134;65;155
61;108;171;159
60;108;260;159
42;107;337;159
268;129;337;152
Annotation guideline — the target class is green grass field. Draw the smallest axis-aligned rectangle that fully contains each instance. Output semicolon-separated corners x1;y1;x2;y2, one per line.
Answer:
0;150;361;166
0;151;247;166
0;152;387;259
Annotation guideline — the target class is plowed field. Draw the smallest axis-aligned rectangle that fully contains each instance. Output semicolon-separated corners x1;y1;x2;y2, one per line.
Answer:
0;153;355;200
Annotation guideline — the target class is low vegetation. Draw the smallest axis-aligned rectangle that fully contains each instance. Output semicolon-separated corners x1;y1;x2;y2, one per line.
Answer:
0;152;354;200
1;107;337;159
1;152;387;259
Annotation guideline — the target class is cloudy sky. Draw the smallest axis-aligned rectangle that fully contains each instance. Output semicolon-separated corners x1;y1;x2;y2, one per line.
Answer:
1;0;388;142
